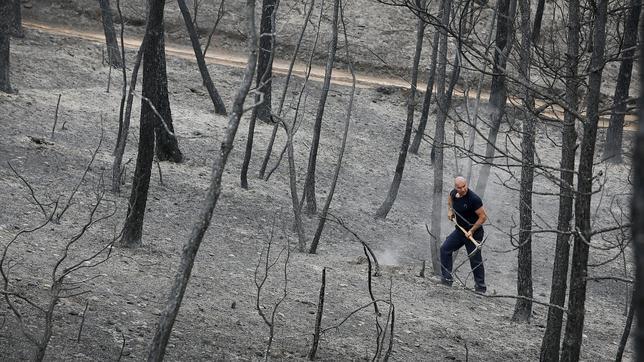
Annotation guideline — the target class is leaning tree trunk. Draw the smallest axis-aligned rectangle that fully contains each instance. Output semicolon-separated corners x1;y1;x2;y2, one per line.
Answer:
0;1;12;94
560;1;608;360
12;0;23;38
602;0;640;163
409;18;438;155
121;0;168;247
428;0;453;275
375;0;426;219
241;0;278;189
633;12;644;360
512;0;534;323
154;18;183;163
531;0;544;44
147;1;257;359
539;0;580;359
302;0;339;215
98;0;122;68
474;0;516;198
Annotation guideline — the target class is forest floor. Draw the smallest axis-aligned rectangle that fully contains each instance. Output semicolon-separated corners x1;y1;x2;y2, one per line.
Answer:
0;1;638;361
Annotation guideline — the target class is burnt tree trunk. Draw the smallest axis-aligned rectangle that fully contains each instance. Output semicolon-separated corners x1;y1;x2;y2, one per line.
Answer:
153;14;183;163
241;0;277;189
475;0;516;198
303;0;339;215
147;1;258;359
603;0;640;163
409;23;439;155
512;0;534;323
121;0;168;247
12;0;22;38
560;1;608;360
633;9;644;360
531;0;544;43
539;0;580;359
98;0;122;68
0;1;12;93
375;0;426;219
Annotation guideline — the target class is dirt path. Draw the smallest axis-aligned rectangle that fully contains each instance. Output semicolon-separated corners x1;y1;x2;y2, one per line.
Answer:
23;20;637;131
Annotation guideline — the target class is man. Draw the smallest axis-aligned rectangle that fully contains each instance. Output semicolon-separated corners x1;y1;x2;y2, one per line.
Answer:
440;176;487;293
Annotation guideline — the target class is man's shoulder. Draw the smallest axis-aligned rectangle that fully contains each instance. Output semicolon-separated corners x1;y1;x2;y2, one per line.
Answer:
467;190;483;203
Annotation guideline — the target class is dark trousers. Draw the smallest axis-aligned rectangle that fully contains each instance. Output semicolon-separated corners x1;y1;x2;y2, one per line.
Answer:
440;228;485;289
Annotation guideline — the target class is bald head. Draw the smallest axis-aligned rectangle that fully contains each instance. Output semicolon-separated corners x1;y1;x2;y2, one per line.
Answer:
454;176;468;197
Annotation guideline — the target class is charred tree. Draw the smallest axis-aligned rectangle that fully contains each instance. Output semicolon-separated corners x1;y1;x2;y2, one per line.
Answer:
539;0;580;359
121;0;168;247
475;0;516;198
147;1;258;359
375;0;426;219
512;0;534;323
560;1;608;360
241;0;278;189
531;0;544;43
98;0;122;68
303;0;339;215
0;0;12;93
12;0;23;38
603;0;640;163
177;0;228;115
153;12;183;163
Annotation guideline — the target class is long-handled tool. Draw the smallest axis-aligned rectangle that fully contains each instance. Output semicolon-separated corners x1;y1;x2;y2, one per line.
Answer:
449;217;482;256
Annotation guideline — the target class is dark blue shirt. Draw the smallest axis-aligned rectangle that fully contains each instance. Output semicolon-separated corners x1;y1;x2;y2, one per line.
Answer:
450;189;484;231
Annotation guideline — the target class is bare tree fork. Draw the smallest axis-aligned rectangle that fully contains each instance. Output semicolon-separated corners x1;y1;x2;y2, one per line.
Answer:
1;170;117;361
98;0;122;68
325;213;380;276
303;0;340;215
11;0;23;38
146;2;257;358
307;267;326;360
632;12;644;359
511;0;534;323
616;289;636;361
202;0;225;58
254;218;290;361
474;0;516;197
309;4;355;254
560;1;608;360
0;1;13;94
374;0;425;219
7;162;50;220
464;5;497;181
539;0;580;357
240;0;279;189
255;0;277;122
603;0;641;163
428;0;456;275
409;24;438;156
112;0;129;155
261;0;321;181
531;0;544;44
112;40;145;193
177;0;227;115
285;115;308;252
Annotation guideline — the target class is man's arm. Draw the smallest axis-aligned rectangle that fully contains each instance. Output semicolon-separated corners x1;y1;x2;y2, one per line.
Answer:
447;192;454;221
465;206;487;239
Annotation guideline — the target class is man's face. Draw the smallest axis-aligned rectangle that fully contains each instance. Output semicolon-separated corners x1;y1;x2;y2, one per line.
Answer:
455;180;468;197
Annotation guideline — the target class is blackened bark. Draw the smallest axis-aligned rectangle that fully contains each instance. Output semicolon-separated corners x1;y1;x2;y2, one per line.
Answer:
147;1;257;359
154;30;183;163
531;0;544;43
177;0;228;115
255;0;276;122
98;0;122;68
616;288;636;361
560;1;608;360
375;0;426;219
633;7;644;360
409;26;439;155
603;0;640;163
12;0;23;38
0;1;13;93
475;0;516;198
303;0;339;215
539;0;580;359
121;0;167;247
512;0;534;323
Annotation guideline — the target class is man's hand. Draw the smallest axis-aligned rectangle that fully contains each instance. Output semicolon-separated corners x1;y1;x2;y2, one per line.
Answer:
447;209;454;221
465;229;473;240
